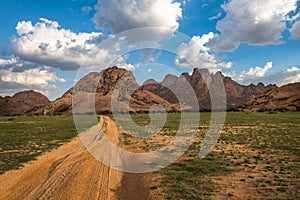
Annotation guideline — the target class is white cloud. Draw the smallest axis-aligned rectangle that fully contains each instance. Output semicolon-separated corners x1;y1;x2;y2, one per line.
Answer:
0;68;65;86
267;67;300;86
226;64;300;86
234;62;273;83
0;57;66;98
201;4;209;8
209;12;222;21
0;57;66;87
92;0;182;34
16;21;34;35
276;67;300;85
109;55;136;71
11;18;119;70
175;32;232;71
241;62;273;78
278;72;300;85
286;66;300;72
0;83;51;99
290;20;300;39
0;57;19;66
118;63;136;70
212;0;298;51
225;62;272;84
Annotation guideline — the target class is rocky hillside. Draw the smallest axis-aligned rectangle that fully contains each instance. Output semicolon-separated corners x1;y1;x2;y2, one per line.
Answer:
38;67;178;115
142;68;277;110
0;91;50;116
3;67;297;116
241;82;300;112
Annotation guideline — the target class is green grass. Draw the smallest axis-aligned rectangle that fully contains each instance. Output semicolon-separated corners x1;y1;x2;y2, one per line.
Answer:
120;112;300;199
0;116;77;174
221;112;300;198
159;153;231;199
0;112;299;199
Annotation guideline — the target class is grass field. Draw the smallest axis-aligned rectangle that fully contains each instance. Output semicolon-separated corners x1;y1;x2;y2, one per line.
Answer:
0;116;77;174
122;112;300;199
0;112;299;199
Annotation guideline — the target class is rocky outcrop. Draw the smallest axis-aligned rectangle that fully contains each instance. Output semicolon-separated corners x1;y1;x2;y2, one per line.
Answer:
241;82;300;112
39;67;178;115
4;66;296;116
142;68;277;111
0;91;50;116
31;75;300;114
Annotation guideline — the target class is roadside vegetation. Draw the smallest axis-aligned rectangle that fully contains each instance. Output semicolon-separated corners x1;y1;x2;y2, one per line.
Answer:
0;116;77;174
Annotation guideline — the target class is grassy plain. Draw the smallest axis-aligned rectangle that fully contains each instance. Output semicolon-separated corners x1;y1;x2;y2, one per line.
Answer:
0;112;299;199
122;112;300;199
0;116;77;174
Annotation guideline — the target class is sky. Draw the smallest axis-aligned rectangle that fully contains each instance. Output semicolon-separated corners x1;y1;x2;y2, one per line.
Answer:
0;0;300;100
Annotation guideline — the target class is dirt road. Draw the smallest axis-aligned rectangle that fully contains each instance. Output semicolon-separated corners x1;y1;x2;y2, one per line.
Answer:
0;116;150;200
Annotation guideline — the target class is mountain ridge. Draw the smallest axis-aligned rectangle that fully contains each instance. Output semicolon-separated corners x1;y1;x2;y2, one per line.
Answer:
241;82;300;112
35;67;178;115
1;66;299;116
142;68;277;110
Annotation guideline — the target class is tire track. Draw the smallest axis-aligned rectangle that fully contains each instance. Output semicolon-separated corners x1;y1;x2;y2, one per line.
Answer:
33;156;88;199
98;165;110;199
0;116;150;200
87;164;102;200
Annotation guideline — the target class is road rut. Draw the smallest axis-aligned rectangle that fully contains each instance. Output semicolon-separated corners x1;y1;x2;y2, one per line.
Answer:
0;116;150;200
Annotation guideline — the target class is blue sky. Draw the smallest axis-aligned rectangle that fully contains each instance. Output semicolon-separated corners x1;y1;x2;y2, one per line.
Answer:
0;0;300;100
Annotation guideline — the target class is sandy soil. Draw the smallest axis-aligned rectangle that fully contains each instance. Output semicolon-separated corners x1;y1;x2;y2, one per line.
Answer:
0;116;150;200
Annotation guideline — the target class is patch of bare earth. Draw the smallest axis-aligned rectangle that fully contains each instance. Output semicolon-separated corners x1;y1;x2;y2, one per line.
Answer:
0;116;151;200
211;125;298;199
212;143;260;199
120;131;169;200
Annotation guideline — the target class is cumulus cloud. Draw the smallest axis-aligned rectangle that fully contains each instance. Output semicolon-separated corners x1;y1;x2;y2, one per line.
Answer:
286;66;300;72
0;57;65;98
92;0;182;34
1;68;65;86
224;62;272;84
212;0;298;51
225;63;300;86
264;67;300;86
272;67;300;85
0;57;19;66
16;21;34;35
11;18;120;71
290;20;300;39
175;32;232;71
240;62;273;78
0;81;50;98
278;72;300;85
118;63;136;70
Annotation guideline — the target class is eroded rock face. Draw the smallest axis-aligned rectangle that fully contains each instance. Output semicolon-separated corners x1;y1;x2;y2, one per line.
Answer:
142;68;277;111
5;66;294;116
40;66;178;115
0;90;50;116
241;82;300;112
38;89;73;115
39;67;276;115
